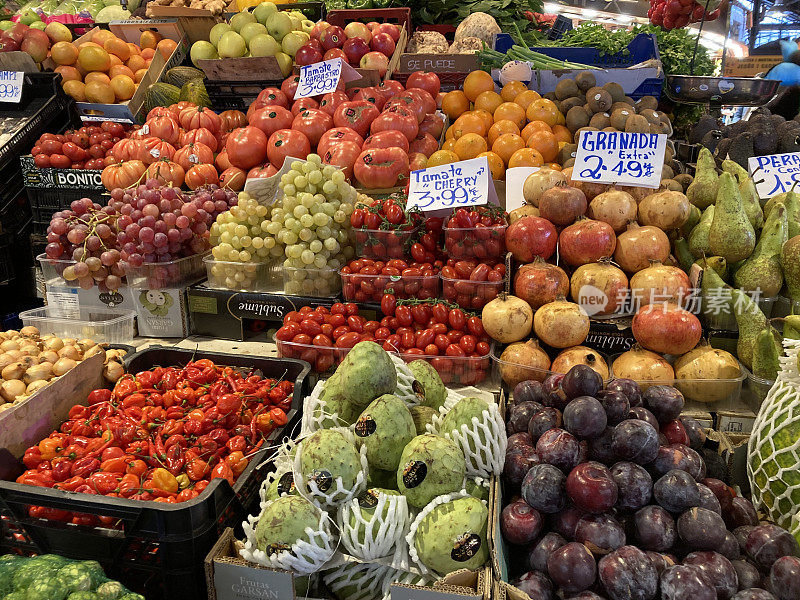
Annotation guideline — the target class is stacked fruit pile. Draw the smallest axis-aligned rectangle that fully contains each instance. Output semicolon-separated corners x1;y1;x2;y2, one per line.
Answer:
294;20;401;75
31;122;129;170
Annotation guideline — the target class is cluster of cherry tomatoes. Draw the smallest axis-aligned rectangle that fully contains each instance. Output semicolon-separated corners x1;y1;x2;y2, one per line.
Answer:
444;206;508;260
340;258;442;303
32;122;129;170
441;258;507;310
648;0;720;29
275;302;491;384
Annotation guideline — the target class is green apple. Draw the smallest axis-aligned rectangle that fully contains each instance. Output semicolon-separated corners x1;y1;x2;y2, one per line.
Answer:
253;1;277;24
248;33;280;57
19;8;41;25
280;31;306;57
190;40;218;65
241;21;267;45
301;20;314;34
229;10;256;33
209;22;232;47
217;31;247;58
265;11;292;42
275;51;292;76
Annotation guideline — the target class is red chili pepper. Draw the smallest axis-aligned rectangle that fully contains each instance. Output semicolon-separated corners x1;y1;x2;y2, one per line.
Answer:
71;457;100;479
22;447;42;469
88;389;112;405
59;476;86;492
52;459;72;482
165;444;185;476
211;461;234;486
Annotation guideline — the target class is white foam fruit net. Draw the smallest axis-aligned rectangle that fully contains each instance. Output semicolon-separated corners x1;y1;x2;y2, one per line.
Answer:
293;427;370;510
391;354;420;406
240;502;336;576
301;379;350;436
322;560;435;600
748;337;800;537
442;402;508;478
337;491;410;561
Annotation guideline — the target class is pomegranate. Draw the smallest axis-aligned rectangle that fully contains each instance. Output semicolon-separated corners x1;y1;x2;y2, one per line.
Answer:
551;346;609;379
505;216;558;262
587;189;637;233
523;167;566;207
514;258;569;310
631;302;702;355
569;260;629;316
533;298;590;349
565;167;608;200
558;218;617;267
611;346;675;391
538;182;587;226
638;190;691;231
613;223;670;273
481;293;533;344
498;339;552;386
629;261;691;308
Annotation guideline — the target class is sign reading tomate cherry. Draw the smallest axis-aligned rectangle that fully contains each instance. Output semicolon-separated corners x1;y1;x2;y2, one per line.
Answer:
294;58;362;99
406;156;500;215
572;130;667;189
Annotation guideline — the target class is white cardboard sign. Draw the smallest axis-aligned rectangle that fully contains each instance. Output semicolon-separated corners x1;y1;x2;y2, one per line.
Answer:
294;58;361;99
406;156;498;214
572;130;666;189
0;71;24;103
748;153;800;199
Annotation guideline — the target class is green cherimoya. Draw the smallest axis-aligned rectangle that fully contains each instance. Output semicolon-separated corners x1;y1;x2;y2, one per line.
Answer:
299;429;363;496
339;341;397;409
409;405;437;435
408;360;447;410
465;478;489;502
355;394;416;471
397;434;465;508
414;496;489;575
264;470;298;501
440;397;491;449
254;496;322;557
316;371;362;427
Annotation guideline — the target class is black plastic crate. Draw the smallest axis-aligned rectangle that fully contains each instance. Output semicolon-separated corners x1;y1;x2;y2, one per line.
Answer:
21;155;106;221
0;347;310;600
204;79;284;112
0;231;12;285
0;186;31;235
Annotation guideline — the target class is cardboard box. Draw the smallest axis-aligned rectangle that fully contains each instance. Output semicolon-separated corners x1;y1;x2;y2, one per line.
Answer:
45;283;136;312
723;55;782;77
681;403;714;429
205;527;490;600
394;26;478;76
132;287;190;338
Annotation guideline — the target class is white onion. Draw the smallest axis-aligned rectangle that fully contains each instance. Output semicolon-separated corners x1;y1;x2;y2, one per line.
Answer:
53;357;78;377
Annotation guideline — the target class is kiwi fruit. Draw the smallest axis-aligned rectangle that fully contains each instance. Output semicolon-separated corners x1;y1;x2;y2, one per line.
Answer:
639;109;660;125
603;82;626;104
661;164;675;180
543;91;558;102
574;71;596;92
589;112;611;129
560;96;585;114
610;101;633;113
565;106;591;132
558;143;578;164
555;79;580;101
586;87;612;113
625;114;651;134
624;96;635;105
674;173;694;192
575;126;599;140
563;157;575;168
635;96;659;111
660;179;683;192
649;123;661;135
610;107;634;130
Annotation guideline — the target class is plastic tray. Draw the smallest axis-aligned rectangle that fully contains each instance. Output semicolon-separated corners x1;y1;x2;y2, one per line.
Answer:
276;337;351;374
354;227;417;260
0;231;12;285
0;346;310;600
441;275;502;310
38;253;125;289
19;305;136;344
204;256;281;292
123;252;209;289
491;346;612;389
747;370;775;405
341;270;439;302
283;266;341;297
0;185;32;234
442;223;506;260
703;294;777;331
395;348;491;386
20;155;106;223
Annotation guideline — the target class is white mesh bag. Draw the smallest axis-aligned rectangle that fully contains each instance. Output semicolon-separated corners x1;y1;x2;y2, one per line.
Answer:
336;489;410;561
748;338;800;534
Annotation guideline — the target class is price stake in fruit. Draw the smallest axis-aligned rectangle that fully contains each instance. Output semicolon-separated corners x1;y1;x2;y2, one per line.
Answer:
0;71;24;103
294;58;361;100
572;130;667;189
407;156;499;214
748;153;800;199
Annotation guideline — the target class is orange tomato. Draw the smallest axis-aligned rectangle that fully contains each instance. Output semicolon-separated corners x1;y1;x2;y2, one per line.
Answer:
462;70;495;102
441;90;470;121
157;39;178;60
141;48;155;60
478;151;505;180
428;149;460;167
526;130;559;163
453;113;487;138
488;119;520;146
508;147;544;168
526;99;561;127
474;90;503;114
492;133;526;166
500;80;528;102
493;102;526;129
453;133;488;161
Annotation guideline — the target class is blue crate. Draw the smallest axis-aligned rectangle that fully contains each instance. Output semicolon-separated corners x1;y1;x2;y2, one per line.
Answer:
493;33;664;99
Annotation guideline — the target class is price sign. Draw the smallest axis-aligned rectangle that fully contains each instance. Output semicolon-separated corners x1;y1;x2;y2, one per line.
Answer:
748;153;800;199
406;156;499;214
0;71;24;103
572;130;667;189
294;58;361;99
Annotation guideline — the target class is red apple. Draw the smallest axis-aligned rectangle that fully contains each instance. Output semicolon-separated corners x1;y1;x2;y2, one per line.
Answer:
342;37;370;65
505;216;558;262
558;218;616;266
367;21;380;31
310;21;330;40
295;43;323;66
0;36;20;52
514;261;569;310
344;22;371;43
323;48;347;62
306;37;324;55
631;302;702;355
374;23;400;42
360;51;389;77
370;32;395;56
320;25;345;50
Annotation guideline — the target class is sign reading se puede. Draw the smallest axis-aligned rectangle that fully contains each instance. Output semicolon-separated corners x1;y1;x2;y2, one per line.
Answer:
572;130;667;189
0;71;24;103
748;153;800;199
294;58;361;99
406;156;498;213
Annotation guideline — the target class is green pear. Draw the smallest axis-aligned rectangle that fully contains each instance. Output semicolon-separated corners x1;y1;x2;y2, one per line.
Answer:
781;234;800;302
733;288;771;369
701;266;732;324
784;314;800;340
241;22;268;45
752;327;781;380
764;191;790;218
733;204;788;297
209;22;232;47
229;10;257;33
689;205;715;258
695;256;728;281
254;1;278;24
722;159;764;230
687;147;719;209
709;172;756;263
681;204;702;238
675;237;694;271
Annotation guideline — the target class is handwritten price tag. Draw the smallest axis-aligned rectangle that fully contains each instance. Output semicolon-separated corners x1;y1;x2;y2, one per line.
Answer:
0;71;24;103
572;130;666;189
407;156;498;214
748;153;800;199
